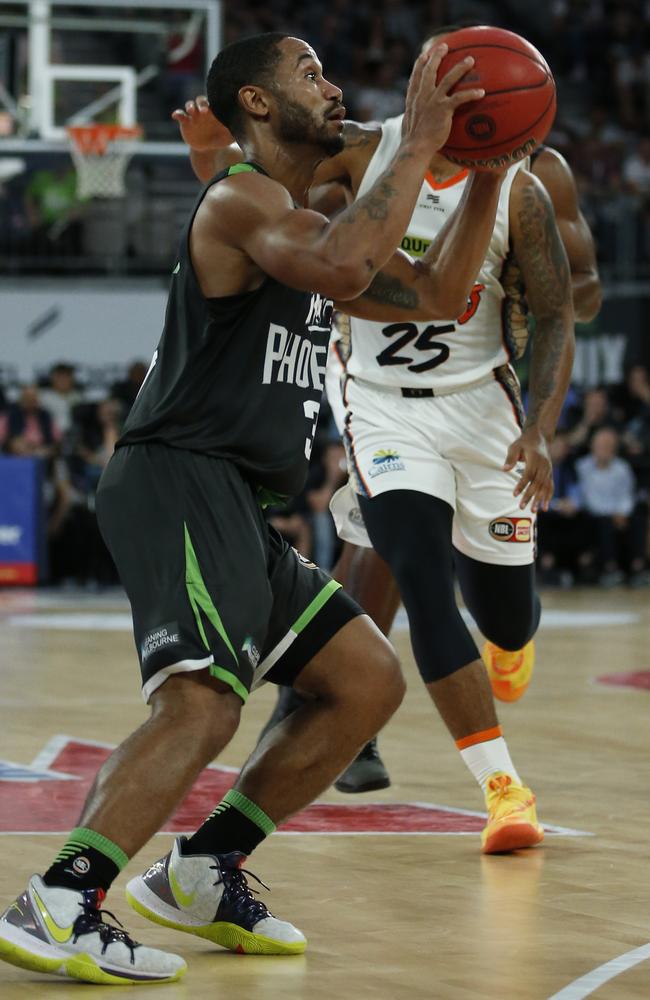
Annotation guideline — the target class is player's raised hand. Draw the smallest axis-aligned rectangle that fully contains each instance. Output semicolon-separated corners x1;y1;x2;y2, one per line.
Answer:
402;45;485;155
504;428;554;514
171;95;233;152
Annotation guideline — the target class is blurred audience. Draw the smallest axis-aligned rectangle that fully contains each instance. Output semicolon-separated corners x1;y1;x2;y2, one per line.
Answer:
575;426;649;586
39;362;84;437
110;360;148;412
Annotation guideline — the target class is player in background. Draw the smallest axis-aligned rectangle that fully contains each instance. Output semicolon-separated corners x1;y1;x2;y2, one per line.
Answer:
0;34;510;985
174;24;599;847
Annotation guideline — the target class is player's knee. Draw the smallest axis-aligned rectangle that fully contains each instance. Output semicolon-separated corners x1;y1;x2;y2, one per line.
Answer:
150;671;242;757
355;640;405;723
485;618;536;651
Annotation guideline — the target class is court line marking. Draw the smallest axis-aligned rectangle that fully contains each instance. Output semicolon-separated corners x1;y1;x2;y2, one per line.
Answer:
30;733;239;774
0;830;587;837
547;943;650;999
0;735;589;838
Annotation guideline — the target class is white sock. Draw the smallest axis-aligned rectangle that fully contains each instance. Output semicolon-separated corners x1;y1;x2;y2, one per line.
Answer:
459;736;521;791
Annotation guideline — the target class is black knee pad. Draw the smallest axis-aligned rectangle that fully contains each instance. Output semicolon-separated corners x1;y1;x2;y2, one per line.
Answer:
359;491;479;682
454;550;541;650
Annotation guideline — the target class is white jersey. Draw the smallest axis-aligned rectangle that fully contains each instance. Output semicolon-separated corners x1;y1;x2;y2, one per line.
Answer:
346;115;529;391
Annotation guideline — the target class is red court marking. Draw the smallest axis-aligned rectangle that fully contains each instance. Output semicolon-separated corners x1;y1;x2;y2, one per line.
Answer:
596;671;650;691
0;738;484;835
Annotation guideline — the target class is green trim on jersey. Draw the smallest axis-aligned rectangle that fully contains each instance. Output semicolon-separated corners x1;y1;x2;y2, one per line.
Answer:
226;163;259;176
209;664;249;704
291;578;341;634
184;523;238;667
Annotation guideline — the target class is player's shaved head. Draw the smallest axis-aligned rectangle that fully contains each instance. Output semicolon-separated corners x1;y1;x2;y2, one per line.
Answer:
207;32;289;138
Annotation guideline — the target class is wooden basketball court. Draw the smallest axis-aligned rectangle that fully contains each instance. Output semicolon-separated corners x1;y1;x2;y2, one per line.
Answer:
1;585;648;999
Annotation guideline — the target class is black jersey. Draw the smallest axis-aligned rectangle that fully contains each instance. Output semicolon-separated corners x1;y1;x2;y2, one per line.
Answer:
118;163;333;497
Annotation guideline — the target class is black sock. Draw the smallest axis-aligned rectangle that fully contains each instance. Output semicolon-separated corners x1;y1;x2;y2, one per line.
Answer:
42;827;127;892
185;789;276;857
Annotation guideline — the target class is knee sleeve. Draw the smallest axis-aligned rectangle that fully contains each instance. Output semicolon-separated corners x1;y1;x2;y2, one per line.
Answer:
454;550;541;650
359;491;478;682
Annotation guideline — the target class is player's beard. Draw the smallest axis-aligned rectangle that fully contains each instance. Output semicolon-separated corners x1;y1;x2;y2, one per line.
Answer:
276;97;344;156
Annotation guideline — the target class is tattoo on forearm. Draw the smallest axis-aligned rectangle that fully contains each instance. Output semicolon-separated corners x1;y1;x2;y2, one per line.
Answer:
362;271;420;309
517;182;571;428
340;149;414;225
341;171;398;223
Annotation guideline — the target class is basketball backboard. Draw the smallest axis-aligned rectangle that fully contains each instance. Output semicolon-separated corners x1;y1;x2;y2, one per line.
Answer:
0;0;221;155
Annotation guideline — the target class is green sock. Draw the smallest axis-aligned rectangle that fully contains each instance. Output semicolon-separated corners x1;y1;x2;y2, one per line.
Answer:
43;827;128;892
186;789;276;857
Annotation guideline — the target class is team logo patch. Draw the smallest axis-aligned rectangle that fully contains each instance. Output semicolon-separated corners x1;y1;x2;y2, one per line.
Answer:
348;505;365;527
489;517;532;543
242;636;260;669
293;547;317;568
140;622;181;662
72;856;90;875
369;449;406;478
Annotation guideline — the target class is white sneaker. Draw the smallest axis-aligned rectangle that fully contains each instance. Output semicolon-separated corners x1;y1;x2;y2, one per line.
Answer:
126;837;306;955
0;876;186;985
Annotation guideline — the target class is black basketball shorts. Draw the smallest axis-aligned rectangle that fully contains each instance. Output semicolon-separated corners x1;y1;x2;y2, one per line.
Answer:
96;443;362;703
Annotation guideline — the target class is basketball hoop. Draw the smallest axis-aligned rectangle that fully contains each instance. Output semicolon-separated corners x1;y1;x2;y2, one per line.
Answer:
66;124;142;199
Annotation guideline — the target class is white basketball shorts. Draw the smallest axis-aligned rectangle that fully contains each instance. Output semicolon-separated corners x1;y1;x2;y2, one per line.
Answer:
337;370;536;566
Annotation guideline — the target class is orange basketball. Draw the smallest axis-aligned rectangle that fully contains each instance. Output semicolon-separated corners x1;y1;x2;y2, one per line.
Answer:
437;25;556;170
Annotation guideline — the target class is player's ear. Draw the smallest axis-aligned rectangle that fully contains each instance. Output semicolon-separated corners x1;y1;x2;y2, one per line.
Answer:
238;85;271;122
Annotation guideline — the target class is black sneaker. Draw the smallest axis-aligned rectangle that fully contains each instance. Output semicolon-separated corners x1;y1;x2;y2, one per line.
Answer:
334;738;391;793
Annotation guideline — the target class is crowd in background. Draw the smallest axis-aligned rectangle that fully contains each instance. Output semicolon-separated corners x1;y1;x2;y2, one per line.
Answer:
1;356;650;589
1;0;650;590
0;0;649;277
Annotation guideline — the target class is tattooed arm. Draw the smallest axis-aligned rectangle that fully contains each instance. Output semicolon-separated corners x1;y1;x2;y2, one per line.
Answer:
505;169;575;512
531;147;602;323
338;170;504;320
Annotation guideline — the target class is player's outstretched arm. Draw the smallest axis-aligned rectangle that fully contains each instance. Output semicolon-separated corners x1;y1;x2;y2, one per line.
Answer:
173;98;379;190
171;96;241;181
338;169;505;321
507;169;575;512
532;147;602;323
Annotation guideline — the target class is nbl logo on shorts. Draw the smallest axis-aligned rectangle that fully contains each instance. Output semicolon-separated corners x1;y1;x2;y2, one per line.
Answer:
489;517;532;542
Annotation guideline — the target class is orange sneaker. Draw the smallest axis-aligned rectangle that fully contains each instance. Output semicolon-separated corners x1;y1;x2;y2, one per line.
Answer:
482;639;535;702
481;773;544;854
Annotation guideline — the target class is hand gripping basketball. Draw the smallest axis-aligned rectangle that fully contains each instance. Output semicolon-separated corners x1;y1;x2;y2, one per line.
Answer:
402;44;485;157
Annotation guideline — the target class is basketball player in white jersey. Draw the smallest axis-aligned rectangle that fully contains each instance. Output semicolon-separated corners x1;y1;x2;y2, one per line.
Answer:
173;27;600;852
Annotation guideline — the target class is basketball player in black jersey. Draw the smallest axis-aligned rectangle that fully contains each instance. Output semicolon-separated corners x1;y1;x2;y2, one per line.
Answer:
175;26;599;829
0;34;511;985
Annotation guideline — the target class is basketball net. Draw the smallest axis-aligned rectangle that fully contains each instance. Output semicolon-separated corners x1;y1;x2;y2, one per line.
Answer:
66;124;142;199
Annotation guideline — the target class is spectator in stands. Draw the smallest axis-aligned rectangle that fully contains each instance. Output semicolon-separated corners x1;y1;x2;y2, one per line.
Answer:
575;426;649;587
24;162;83;254
0;384;60;459
75;397;123;493
110;360;147;413
612;363;650;422
538;432;592;586
566;386;617;454
39;362;84;437
619;365;650;491
623;136;650;195
355;59;407;122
